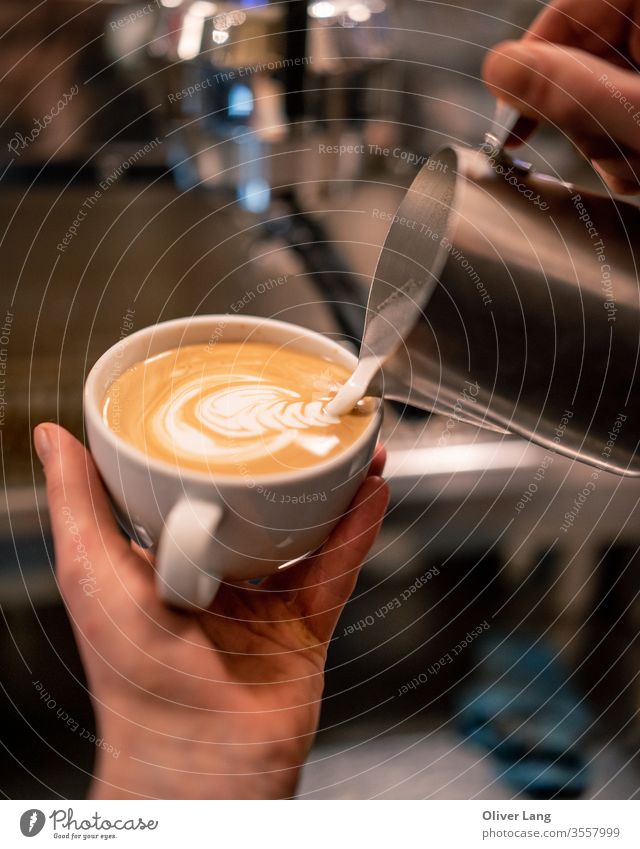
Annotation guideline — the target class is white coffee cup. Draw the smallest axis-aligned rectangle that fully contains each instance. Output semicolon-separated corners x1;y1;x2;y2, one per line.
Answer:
84;315;383;609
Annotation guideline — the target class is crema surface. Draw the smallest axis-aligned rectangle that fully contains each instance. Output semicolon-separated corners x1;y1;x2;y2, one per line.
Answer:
102;342;374;475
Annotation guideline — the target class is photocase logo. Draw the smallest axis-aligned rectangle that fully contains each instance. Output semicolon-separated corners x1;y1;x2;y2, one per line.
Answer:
20;809;45;837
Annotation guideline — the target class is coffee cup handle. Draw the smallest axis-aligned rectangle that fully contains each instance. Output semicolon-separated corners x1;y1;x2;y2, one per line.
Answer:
155;497;224;609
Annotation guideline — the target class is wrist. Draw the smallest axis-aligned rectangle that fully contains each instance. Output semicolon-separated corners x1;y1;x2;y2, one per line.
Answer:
88;717;303;800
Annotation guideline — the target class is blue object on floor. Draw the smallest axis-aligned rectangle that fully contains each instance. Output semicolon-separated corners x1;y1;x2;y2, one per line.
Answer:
454;633;591;798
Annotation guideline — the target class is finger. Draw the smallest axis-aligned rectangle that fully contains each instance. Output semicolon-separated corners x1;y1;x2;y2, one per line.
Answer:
592;161;640;193
34;423;131;606
483;41;640;153
518;115;640;190
576;138;640;189
368;443;387;477
525;0;639;63
270;475;389;642
131;540;156;567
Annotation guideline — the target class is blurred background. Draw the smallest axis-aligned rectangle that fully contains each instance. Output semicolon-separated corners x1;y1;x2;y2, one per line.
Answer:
1;0;640;800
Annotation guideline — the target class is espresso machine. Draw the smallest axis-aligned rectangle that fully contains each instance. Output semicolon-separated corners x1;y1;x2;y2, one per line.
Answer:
104;0;404;339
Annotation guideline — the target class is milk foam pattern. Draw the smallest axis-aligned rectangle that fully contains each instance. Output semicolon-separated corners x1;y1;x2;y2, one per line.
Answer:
152;373;340;465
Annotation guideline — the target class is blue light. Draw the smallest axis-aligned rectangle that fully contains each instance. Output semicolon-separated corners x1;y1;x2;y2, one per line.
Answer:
228;84;253;118
239;177;270;213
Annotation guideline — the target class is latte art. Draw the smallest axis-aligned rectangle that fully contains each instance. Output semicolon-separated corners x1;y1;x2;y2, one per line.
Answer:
154;375;341;464
194;383;338;438
103;343;375;475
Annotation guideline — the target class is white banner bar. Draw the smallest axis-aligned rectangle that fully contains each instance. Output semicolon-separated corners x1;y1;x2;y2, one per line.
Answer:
1;800;639;848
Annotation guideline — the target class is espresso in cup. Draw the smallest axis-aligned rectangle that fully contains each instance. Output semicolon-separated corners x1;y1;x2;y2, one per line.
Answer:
102;342;375;475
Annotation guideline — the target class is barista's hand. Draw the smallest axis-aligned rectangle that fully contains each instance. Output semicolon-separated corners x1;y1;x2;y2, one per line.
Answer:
33;423;388;800
483;0;640;193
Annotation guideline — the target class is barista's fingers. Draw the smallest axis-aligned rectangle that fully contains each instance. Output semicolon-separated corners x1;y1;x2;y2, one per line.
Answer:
562;133;640;191
525;0;640;62
33;423;133;607
592;166;640;194
585;148;640;190
483;41;640;154
368;444;387;477
263;445;386;600
131;541;156;566
272;476;389;643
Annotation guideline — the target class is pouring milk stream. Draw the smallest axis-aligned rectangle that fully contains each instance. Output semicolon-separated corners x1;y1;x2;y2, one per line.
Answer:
325;101;520;420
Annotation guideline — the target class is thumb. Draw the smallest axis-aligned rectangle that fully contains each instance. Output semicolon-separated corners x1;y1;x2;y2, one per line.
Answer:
483;40;640;154
33;423;131;606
